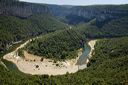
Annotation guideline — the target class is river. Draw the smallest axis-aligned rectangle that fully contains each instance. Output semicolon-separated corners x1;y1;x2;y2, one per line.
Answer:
76;42;91;65
3;39;96;75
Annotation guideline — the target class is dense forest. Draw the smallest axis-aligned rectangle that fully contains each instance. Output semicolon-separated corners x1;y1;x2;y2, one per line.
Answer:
25;28;85;60
0;37;128;84
0;15;67;53
24;16;128;60
77;16;128;38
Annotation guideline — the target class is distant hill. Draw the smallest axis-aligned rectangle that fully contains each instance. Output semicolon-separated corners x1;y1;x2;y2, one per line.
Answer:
0;0;128;26
77;16;128;38
48;4;128;26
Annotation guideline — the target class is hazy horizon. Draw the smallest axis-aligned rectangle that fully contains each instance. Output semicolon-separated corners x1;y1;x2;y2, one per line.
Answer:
20;0;128;6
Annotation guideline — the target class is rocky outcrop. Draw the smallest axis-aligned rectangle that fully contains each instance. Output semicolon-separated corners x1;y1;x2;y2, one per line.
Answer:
70;6;128;26
0;0;49;17
1;0;127;23
48;5;128;26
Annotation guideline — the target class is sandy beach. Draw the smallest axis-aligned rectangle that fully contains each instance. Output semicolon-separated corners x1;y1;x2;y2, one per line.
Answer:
88;40;97;58
3;39;97;76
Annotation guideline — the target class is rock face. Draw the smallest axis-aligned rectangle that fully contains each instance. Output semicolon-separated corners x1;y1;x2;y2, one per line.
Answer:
48;5;128;26
48;4;72;17
1;0;128;24
0;0;49;17
71;6;128;26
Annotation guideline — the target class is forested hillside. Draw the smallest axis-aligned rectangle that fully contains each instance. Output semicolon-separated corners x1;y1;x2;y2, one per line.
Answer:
0;37;128;84
25;16;128;60
25;28;85;60
51;37;128;84
1;0;128;54
0;15;67;53
77;16;128;38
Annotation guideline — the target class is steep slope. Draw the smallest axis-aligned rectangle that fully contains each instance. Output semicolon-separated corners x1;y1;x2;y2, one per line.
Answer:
0;15;67;53
77;16;128;38
0;0;49;17
48;4;128;26
1;0;128;26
